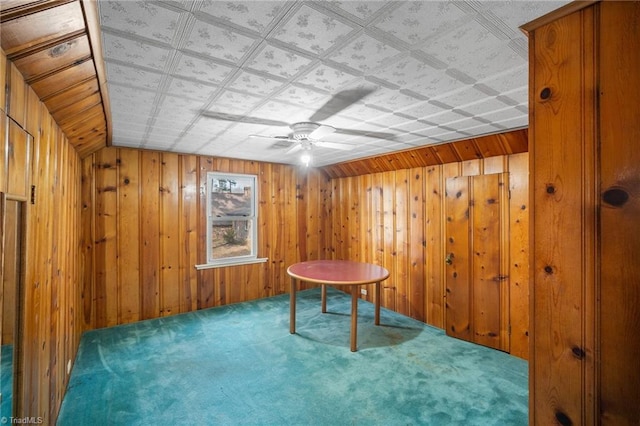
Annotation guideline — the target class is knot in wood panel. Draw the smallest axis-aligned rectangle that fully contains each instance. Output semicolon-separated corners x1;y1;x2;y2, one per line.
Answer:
554;410;572;426
602;187;629;207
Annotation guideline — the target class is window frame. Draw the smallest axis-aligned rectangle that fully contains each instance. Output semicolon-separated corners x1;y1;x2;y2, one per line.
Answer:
200;171;265;268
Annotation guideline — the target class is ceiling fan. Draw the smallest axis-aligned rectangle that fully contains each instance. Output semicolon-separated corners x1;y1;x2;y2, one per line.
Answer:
200;88;396;164
249;121;352;154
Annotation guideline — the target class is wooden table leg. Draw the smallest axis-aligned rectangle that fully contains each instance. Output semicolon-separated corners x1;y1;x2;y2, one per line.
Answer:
375;281;381;326
351;286;358;352
290;277;296;334
321;284;327;313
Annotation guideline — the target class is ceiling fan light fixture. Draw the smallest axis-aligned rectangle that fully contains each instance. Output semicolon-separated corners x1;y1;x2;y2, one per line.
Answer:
300;152;312;167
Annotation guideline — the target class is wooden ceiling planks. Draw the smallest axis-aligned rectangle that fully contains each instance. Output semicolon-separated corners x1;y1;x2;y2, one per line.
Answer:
321;129;529;178
0;0;110;157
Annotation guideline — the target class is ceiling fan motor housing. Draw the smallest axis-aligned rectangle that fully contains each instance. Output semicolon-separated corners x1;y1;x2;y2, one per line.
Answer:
290;122;320;140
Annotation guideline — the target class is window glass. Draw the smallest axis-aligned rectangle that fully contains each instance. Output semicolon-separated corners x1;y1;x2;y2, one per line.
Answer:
207;173;257;264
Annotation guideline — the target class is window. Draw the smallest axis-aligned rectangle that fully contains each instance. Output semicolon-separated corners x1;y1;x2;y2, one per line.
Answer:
201;172;265;268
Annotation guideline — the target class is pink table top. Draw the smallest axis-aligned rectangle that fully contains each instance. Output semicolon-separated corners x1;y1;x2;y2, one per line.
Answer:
287;260;389;285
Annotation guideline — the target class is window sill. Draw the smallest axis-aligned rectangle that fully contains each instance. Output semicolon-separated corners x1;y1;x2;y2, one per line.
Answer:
194;257;268;270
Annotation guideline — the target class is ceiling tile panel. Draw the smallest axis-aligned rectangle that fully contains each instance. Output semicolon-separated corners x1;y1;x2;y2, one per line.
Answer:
455;96;515;117
491;114;528;129
250;100;315;124
396;63;467;98
373;1;468;45
497;86;528;107
478;64;528;94
475;105;527;123
294;63;360;92
338;103;387;122
424;18;505;70
185;20;257;63
246;43;314;79
327;1;390;22
390;119;439;134
221;124;288;141
227;70;286;96
397;100;449;120
328;33;403;73
271;85;330;109
103;33;172;71
364;88;422;112
183;120;231;139
431;86;491;107
158;95;206;120
364;112;413;128
173;53;236;84
456;121;504;136
166;77;218;102
453;41;525;81
373;56;435;88
99;1;180;44
147;123;189;142
109;87;156;120
271;4;356;55
113;136;149;148
105;62;163;91
207;90;264;114
422;109;473;127
111;118;148;134
176;137;216;153
483;1;570;34
197;1;289;34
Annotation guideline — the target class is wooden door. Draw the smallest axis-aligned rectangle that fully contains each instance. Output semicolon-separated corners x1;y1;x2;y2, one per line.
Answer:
445;173;509;352
6;120;31;200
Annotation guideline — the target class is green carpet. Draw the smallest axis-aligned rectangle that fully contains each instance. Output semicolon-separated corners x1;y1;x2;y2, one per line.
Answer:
57;287;527;425
1;344;13;419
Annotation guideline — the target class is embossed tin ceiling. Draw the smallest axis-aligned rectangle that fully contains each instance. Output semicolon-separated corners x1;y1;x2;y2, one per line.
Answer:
100;0;568;166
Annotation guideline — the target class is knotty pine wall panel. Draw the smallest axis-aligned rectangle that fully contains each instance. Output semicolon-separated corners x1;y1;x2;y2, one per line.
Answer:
325;154;529;358
424;165;445;328
528;8;595;423
3;47;84;422
116;148;141;323
506;153;529;360
598;3;640;420
525;2;640;422
83;147;331;328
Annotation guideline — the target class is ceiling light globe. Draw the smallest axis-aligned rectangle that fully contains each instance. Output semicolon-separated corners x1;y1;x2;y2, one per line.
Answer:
300;153;312;166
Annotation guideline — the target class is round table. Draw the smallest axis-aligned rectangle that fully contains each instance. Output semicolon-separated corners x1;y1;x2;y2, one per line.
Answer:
287;260;390;352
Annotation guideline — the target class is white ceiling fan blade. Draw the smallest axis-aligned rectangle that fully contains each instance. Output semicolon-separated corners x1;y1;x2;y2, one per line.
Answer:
314;141;354;151
308;124;336;140
285;144;303;155
249;134;294;142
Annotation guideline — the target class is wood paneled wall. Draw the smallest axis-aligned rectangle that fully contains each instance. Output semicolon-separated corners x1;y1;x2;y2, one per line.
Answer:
1;48;84;423
81;147;331;328
1;0;111;156
325;154;530;359
83;147;530;360
525;1;640;423
322;129;528;178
